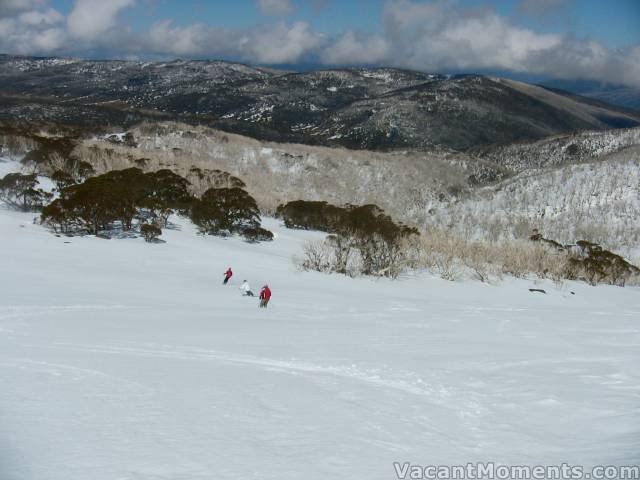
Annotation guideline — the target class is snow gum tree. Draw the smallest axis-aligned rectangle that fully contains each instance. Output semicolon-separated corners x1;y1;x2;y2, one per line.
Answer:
0;173;52;211
138;169;192;227
190;187;262;236
282;200;418;278
41;168;193;236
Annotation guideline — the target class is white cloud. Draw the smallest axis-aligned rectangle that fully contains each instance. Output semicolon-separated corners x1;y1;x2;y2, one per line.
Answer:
376;0;564;72
319;0;640;87
239;21;323;63
0;1;65;54
143;19;323;64
148;20;210;56
0;0;638;88
29;25;65;51
321;31;389;65
19;7;63;26
67;0;135;41
144;20;322;64
256;0;294;16
0;0;47;17
0;17;65;54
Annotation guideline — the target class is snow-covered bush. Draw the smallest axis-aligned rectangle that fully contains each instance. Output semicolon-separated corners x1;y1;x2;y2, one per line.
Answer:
68;122;640;254
297;239;335;273
413;229;640;286
433;152;640;254
391;230;567;283
415;231;464;281
296;237;363;277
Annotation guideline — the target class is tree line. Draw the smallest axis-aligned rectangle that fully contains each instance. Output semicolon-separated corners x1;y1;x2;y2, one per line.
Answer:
1;166;272;243
277;200;639;285
1;167;637;285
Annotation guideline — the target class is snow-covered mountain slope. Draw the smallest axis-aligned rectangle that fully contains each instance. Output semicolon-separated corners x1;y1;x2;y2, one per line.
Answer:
475;126;640;172
2;55;639;151
540;79;640;111
432;147;640;256
1;205;639;479
496;79;639;128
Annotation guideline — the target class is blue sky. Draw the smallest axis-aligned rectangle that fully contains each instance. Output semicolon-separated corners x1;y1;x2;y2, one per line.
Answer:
44;0;640;49
1;0;639;86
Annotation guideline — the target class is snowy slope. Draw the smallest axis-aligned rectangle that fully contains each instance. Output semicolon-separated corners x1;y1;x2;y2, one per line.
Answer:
0;156;21;177
433;153;640;256
1;204;639;479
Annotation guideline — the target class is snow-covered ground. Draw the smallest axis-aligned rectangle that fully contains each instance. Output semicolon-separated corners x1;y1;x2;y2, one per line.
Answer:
0;157;22;178
1;203;639;479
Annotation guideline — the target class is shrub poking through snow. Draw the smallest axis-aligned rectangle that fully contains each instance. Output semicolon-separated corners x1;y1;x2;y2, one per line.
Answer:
0;173;52;211
141;223;162;243
276;200;344;231
298;239;334;273
242;226;274;243
296;221;640;286
529;232;640;286
567;240;640;286
288;201;419;278
335;205;419;278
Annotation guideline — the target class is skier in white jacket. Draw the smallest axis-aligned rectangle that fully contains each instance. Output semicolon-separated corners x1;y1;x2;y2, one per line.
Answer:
239;280;254;297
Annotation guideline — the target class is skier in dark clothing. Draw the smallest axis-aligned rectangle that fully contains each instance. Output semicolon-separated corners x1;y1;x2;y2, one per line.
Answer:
223;267;233;285
259;285;271;308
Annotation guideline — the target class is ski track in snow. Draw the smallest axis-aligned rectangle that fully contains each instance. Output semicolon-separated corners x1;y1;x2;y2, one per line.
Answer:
43;342;463;403
0;358;153;392
0;305;154;320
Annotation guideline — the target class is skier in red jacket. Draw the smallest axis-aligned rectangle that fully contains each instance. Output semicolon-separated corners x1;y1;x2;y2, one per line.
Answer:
259;285;271;308
223;267;233;285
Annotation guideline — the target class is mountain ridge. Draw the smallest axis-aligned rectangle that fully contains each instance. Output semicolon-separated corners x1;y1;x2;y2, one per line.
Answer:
1;54;639;151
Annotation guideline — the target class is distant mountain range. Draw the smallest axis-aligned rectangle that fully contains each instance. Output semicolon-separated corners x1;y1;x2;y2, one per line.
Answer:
539;79;640;111
1;55;639;151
